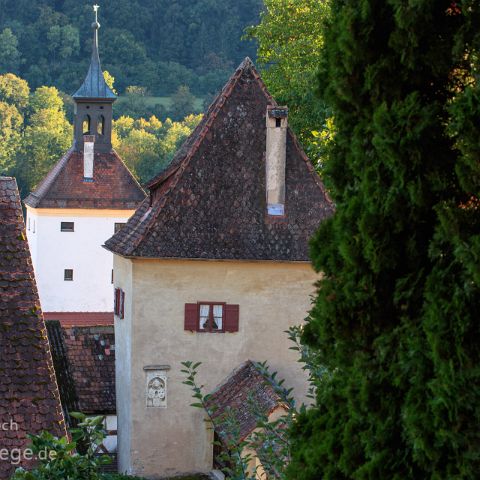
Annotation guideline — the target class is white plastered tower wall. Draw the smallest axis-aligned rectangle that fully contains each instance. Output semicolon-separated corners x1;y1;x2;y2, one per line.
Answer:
113;256;318;478
26;206;136;312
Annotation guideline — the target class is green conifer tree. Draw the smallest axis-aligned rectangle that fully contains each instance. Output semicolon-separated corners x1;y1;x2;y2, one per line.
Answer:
288;1;480;478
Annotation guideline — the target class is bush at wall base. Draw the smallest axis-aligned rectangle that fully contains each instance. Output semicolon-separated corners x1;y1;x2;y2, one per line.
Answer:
11;413;111;480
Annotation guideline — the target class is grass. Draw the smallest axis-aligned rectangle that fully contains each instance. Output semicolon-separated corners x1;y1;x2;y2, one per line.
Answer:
117;95;204;110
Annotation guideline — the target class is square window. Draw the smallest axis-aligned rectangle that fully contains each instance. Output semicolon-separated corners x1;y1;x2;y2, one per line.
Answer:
198;303;224;332
64;269;73;281
61;222;74;232
114;222;126;234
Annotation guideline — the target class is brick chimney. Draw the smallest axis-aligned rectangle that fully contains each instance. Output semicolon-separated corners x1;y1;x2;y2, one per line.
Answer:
266;106;288;215
83;134;95;181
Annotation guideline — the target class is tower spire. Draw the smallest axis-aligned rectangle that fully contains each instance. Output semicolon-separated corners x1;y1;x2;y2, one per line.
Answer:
72;5;116;153
72;5;116;100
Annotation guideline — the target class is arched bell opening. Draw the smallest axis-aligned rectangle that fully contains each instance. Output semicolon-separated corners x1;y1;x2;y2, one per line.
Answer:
97;115;105;136
82;115;91;134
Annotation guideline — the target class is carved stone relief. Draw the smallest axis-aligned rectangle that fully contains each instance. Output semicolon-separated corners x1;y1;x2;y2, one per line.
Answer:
145;370;168;408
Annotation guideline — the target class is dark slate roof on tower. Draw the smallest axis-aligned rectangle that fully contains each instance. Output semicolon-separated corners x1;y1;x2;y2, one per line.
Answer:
24;149;146;209
72;6;116;100
0;177;66;479
206;361;285;443
104;58;334;261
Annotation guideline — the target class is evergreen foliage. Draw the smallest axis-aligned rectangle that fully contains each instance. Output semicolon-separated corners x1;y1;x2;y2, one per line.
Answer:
288;1;480;478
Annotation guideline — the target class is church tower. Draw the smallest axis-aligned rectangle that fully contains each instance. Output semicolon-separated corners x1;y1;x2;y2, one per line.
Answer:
24;6;145;325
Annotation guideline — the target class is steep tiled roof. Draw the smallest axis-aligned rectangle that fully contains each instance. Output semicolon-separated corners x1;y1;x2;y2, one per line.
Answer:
24;149;145;209
47;322;115;417
0;177;66;479
104;58;334;261
44;312;113;327
207;361;284;443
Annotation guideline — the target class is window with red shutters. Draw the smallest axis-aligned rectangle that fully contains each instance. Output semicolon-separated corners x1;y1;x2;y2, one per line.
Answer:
114;288;125;318
114;288;120;315
184;302;239;333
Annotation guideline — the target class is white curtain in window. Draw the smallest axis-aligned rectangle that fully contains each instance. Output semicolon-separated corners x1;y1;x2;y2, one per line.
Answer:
199;304;210;330
213;305;223;330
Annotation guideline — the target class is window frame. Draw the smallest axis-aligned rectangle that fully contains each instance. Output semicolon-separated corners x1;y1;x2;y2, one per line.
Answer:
64;269;73;281
61;221;75;232
197;301;226;333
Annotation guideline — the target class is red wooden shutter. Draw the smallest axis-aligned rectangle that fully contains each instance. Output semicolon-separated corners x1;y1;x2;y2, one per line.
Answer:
120;290;125;319
224;304;239;332
184;303;198;331
114;288;119;315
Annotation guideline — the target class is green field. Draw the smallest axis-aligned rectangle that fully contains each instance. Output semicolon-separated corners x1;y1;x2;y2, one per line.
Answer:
117;95;204;111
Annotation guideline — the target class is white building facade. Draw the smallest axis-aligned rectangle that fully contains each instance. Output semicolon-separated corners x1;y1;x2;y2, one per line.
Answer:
26;207;134;312
24;12;145;317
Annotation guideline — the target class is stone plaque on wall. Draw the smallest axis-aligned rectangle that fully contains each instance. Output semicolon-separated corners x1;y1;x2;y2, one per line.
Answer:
144;366;169;408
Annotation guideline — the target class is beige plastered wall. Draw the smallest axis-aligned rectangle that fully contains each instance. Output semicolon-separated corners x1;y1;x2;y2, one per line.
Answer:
114;256;319;479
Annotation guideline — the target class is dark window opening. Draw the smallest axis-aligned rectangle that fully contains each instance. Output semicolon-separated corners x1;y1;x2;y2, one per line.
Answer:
114;222;126;233
275;118;282;128
61;222;74;232
64;269;73;281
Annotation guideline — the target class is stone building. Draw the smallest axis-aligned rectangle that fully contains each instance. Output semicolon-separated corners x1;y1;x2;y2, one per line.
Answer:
104;58;334;478
24;9;145;324
0;177;66;479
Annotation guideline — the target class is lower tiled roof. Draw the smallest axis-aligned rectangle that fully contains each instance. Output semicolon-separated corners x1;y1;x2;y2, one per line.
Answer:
47;322;116;417
0;177;66;479
206;361;284;443
44;311;113;327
